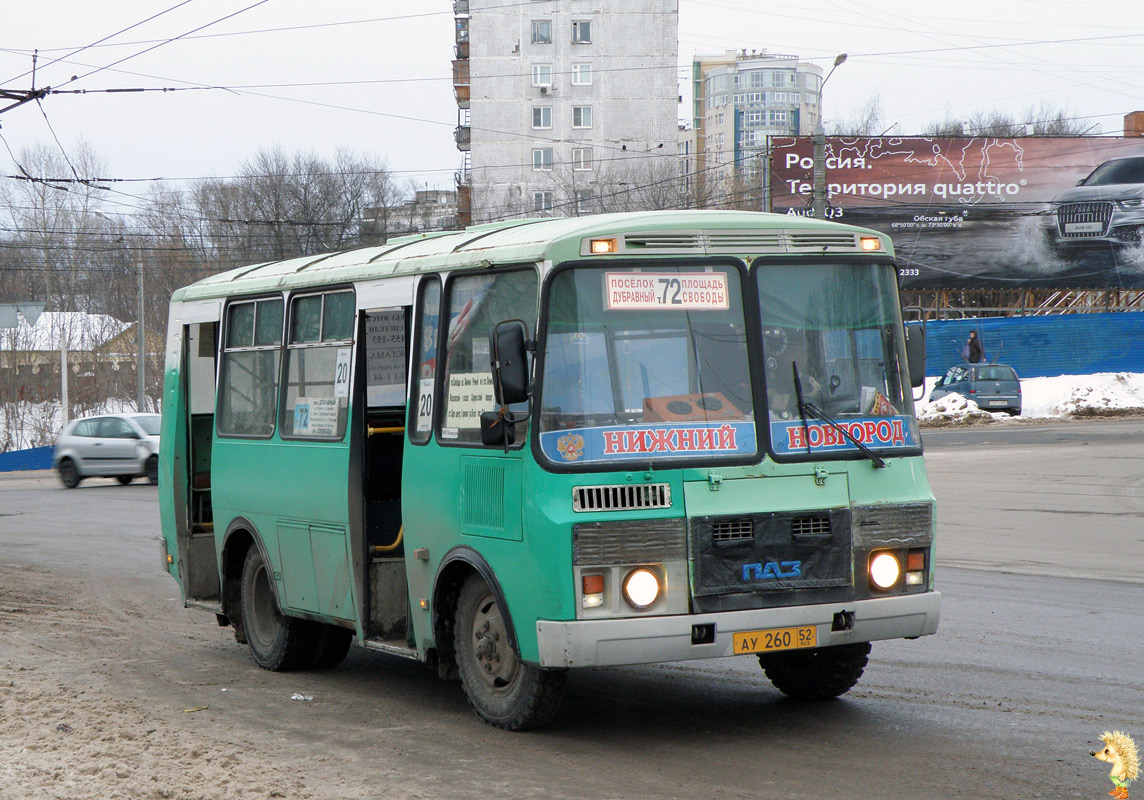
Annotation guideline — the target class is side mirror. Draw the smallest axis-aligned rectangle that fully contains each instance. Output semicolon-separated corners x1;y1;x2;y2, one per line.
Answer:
904;323;926;389
480;410;515;447
489;320;531;406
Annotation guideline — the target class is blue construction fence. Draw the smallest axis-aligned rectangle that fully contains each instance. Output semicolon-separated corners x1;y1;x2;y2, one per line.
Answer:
914;311;1144;378
0;445;54;473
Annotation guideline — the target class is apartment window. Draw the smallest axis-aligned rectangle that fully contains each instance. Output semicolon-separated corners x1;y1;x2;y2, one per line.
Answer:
532;105;552;129
572;147;593;171
572;63;592;85
531;20;551;44
572;105;593;129
770;110;789;125
532;64;552;86
533;191;553;212
572;20;591;43
746;111;763;125
574;190;594;214
747;92;763;103
532;148;554;171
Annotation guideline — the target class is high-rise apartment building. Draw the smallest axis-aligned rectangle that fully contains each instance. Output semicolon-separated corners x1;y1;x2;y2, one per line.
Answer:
685;50;823;195
452;0;679;224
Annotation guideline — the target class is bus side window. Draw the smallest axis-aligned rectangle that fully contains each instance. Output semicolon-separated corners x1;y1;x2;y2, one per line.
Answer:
280;289;355;441
217;297;283;438
439;269;538;445
409;276;441;444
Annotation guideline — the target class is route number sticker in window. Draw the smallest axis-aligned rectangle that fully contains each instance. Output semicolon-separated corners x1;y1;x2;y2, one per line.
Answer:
605;272;729;311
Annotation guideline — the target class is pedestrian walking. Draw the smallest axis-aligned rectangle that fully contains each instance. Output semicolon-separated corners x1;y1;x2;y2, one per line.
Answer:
964;330;983;363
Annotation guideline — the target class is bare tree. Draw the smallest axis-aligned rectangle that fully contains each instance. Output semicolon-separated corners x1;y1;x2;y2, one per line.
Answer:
827;92;885;136
922;102;1091;137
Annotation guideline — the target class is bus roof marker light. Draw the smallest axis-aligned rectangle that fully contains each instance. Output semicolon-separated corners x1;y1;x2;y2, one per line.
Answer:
859;236;882;251
589;238;618;254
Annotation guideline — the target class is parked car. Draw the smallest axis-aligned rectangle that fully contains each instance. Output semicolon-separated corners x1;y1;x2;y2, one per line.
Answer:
53;413;161;488
1041;155;1144;249
929;363;1022;415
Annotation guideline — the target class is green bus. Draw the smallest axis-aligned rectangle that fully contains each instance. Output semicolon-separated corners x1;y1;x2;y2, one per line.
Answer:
158;209;939;730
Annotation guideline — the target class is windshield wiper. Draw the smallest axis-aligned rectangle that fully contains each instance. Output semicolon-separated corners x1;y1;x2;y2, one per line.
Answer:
792;361;887;469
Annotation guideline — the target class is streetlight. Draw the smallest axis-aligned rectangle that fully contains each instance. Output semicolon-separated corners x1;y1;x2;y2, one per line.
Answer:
93;210;146;413
813;53;847;220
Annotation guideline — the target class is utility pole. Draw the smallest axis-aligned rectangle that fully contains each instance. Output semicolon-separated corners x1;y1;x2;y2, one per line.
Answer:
93;211;146;412
813;53;847;220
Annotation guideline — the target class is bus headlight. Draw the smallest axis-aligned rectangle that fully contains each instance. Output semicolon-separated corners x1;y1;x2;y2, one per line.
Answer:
622;568;661;609
869;552;901;589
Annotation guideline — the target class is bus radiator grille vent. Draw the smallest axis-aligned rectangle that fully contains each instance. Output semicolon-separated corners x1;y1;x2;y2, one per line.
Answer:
786;233;860;250
625;234;704;251
572;483;671;512
711;518;753;544
791;514;831;538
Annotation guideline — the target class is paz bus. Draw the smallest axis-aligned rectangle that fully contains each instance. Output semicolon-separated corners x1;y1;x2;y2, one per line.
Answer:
158;209;939;730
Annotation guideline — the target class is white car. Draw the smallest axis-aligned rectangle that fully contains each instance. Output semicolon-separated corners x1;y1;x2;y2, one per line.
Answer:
53;413;161;488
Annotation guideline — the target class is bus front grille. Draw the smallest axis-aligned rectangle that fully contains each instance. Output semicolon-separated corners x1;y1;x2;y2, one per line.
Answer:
791;514;831;539
572;483;671;512
711;518;753;544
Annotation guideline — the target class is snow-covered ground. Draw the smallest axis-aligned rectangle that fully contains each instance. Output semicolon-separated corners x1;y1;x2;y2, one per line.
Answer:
917;372;1144;426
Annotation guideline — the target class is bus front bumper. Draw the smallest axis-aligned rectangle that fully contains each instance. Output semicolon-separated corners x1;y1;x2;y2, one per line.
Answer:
535;591;940;668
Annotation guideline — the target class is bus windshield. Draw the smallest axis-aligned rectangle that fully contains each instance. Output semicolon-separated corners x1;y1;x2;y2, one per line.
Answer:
538;264;756;467
757;261;919;458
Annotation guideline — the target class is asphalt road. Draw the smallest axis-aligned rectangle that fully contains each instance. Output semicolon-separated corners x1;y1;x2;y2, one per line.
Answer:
1;421;1141;799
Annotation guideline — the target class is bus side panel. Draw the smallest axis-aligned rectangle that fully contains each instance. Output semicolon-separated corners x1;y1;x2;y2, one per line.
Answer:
211;437;356;623
402;437;581;665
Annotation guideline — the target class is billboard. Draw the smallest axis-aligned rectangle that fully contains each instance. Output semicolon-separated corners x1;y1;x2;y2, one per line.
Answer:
769;136;1144;289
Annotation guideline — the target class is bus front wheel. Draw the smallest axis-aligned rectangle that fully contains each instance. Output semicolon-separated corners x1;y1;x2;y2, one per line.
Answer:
239;547;319;671
453;575;566;730
757;642;871;700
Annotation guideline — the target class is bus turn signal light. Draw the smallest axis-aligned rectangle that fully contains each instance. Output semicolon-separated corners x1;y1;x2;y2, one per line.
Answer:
859;236;882;251
589;238;618;254
906;551;925;586
582;574;605;608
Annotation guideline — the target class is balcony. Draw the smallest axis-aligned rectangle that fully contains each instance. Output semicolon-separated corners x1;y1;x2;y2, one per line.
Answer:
454;125;471;152
452;59;470;108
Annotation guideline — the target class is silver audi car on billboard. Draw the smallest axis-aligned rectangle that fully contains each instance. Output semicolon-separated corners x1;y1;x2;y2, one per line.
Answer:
1042;156;1144;249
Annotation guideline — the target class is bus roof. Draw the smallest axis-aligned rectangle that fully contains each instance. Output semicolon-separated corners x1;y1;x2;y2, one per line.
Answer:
171;209;893;302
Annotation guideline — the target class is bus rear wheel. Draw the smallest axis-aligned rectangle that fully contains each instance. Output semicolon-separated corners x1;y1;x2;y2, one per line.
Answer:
453;575;566;730
240;546;319;671
309;624;353;669
758;642;871;700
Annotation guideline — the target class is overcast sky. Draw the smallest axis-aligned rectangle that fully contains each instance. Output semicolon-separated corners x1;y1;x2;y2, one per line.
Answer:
2;0;1143;206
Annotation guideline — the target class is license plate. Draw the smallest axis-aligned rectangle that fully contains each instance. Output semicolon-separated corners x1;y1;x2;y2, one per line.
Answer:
988;399;1007;406
732;625;817;654
1065;222;1102;233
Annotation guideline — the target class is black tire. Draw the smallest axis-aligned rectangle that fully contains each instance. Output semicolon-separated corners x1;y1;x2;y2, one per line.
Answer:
145;455;159;485
58;459;81;489
116;475;134;485
239;546;320;671
309;624;354;669
454;575;566;730
758;642;871;700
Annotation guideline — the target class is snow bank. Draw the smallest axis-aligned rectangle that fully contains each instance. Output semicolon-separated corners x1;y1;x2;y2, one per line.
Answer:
917;371;1144;425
